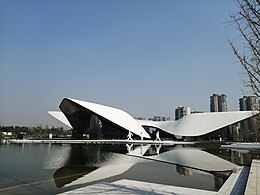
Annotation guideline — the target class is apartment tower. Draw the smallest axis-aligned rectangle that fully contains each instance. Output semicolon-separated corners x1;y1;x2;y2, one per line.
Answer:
210;94;227;112
175;106;191;120
239;96;260;131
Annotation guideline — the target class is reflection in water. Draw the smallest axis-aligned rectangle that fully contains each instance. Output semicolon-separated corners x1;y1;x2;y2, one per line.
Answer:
53;144;141;189
205;147;260;166
52;144;114;188
155;144;162;155
150;147;238;172
176;165;193;176
44;144;70;169
230;149;260;165
54;166;98;188
142;144;162;156
126;143;133;153
1;142;260;194
52;144;236;192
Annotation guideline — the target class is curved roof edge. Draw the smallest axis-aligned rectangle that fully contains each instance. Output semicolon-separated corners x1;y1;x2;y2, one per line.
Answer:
138;111;258;136
66;98;150;138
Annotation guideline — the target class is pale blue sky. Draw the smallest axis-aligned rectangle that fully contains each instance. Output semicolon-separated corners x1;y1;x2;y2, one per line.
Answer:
0;0;245;127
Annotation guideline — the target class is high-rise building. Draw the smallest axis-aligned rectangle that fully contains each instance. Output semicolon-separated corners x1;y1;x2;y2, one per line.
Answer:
239;96;260;111
175;106;191;120
210;94;227;112
239;96;260;131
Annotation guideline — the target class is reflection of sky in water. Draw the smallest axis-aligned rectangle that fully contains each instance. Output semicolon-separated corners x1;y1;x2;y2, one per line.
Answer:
0;142;259;194
44;144;70;169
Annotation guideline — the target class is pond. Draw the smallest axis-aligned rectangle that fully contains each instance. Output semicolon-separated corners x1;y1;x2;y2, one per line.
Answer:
0;142;260;194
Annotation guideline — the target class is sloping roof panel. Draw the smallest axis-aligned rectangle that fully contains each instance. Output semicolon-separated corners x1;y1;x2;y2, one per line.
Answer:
67;98;150;138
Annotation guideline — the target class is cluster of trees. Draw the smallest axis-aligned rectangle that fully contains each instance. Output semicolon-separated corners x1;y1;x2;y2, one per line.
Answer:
0;125;70;139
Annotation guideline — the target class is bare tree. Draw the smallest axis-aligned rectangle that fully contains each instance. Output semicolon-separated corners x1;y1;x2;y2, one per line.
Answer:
229;0;260;97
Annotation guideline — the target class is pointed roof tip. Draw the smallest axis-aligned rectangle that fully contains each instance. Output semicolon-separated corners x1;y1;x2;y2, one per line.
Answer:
48;111;72;128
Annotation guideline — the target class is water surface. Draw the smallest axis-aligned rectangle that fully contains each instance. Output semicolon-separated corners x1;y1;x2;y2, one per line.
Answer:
0;142;259;194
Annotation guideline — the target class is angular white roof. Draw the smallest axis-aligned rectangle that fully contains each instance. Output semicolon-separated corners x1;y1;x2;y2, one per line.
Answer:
49;98;258;138
50;98;150;138
138;111;257;136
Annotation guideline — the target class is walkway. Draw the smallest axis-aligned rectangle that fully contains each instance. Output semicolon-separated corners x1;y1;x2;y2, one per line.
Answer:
245;159;260;195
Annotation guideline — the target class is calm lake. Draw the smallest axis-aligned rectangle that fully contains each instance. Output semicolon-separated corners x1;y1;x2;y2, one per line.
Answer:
0;141;260;194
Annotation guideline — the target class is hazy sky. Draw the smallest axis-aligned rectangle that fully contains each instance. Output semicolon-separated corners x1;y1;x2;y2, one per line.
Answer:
0;0;246;127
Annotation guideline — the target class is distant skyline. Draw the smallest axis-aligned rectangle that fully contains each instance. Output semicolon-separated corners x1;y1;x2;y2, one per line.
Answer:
0;0;251;127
